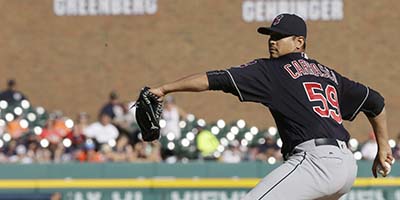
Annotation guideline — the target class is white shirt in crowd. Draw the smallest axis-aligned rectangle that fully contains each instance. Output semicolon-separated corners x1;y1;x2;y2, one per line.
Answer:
84;122;119;144
361;140;378;161
161;106;181;139
221;148;242;163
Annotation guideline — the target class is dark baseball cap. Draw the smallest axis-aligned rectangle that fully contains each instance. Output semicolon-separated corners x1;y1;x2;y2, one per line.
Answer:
257;13;307;38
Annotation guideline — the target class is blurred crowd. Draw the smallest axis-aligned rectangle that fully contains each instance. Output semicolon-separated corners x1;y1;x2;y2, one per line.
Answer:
1;79;400;164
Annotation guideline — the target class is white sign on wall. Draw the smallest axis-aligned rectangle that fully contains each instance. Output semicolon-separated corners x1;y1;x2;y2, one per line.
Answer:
54;0;158;16
242;0;344;22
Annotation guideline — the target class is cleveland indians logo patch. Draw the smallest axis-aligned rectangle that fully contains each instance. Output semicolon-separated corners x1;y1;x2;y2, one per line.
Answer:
273;14;284;25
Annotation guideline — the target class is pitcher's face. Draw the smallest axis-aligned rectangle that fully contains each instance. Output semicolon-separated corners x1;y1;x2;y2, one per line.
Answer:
268;33;304;58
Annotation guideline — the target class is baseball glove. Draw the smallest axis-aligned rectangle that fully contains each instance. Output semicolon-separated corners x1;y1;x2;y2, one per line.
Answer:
132;87;163;141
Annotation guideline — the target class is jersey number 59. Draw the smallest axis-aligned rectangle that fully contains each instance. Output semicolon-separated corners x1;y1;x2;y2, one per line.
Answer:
303;82;343;124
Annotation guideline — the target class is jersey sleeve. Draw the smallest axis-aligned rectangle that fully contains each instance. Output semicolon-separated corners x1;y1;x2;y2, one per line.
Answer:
338;74;372;121
226;59;273;104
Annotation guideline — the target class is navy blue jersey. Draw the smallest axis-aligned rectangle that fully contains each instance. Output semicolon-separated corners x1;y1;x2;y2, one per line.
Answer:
207;52;381;155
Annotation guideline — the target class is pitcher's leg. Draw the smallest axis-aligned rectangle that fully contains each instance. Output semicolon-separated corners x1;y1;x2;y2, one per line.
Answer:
337;148;358;196
242;152;321;200
313;147;358;200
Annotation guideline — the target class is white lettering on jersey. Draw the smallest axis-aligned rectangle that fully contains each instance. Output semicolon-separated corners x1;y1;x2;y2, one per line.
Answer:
284;59;338;85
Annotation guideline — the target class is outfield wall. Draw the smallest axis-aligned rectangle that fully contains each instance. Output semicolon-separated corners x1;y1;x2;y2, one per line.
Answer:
0;161;399;200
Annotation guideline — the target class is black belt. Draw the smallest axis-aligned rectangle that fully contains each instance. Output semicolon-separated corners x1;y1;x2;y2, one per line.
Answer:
314;138;340;147
284;138;346;161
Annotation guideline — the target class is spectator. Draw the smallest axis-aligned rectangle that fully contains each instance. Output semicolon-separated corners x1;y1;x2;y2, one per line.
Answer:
392;132;400;160
161;96;187;139
26;142;39;162
53;143;72;163
52;111;72;136
221;142;242;163
10;144;32;164
256;135;281;161
162;148;178;163
7;116;29;139
99;91;138;145
83;113;119;145
112;135;131;162
65;112;88;151
124;145;137;162
113;102;141;146
4;139;17;157
132;141;148;161
0;79;28;104
40;115;63;144
35;147;52;163
244;144;259;161
361;131;378;160
113;101;136;132
99;91;124;120
100;144;115;162
145;142;162;162
75;140;103;163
